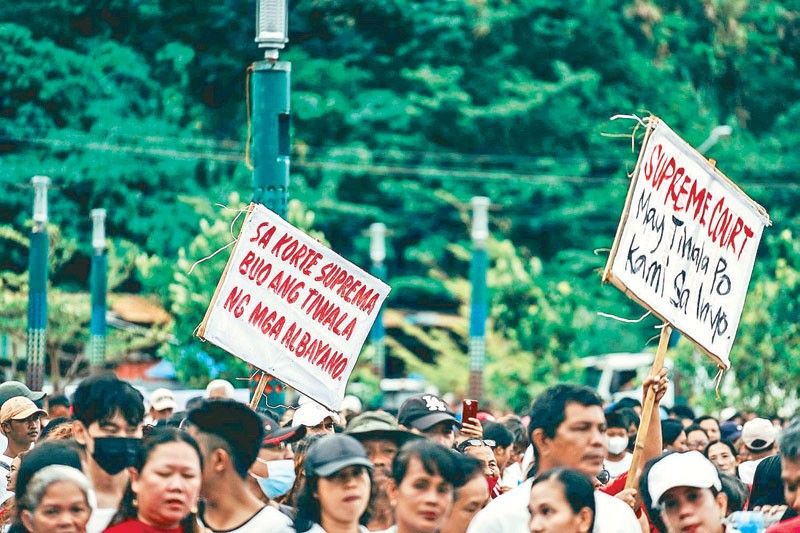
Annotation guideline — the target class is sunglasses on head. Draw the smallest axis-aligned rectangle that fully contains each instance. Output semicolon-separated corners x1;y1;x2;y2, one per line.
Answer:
458;439;496;452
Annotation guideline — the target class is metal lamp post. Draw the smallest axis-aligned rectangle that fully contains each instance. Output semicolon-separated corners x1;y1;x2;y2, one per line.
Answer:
467;197;490;399
89;209;107;368
26;176;50;390
369;223;387;379
249;0;290;410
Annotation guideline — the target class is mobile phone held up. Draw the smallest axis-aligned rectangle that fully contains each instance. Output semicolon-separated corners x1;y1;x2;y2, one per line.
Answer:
462;399;478;423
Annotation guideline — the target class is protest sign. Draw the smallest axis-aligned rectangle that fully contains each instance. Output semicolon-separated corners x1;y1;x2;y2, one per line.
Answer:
198;203;391;411
603;118;770;368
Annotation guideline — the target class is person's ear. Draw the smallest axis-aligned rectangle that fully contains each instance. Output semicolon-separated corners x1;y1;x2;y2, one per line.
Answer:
385;478;399;507
129;467;141;494
531;428;550;459
20;510;34;532
575;506;593;533
211;448;229;474
0;422;9;435
714;491;728;517
72;420;88;446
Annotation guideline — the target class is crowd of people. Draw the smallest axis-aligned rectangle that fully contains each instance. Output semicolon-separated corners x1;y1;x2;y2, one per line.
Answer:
0;372;798;533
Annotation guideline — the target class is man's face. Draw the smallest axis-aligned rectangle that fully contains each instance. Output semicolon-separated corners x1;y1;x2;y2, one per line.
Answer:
465;445;499;478
699;419;721;442
420;421;456;448
150;407;173;421
75;410;142;456
306;416;336;436
535;403;607;477
2;413;42;447
781;456;800;513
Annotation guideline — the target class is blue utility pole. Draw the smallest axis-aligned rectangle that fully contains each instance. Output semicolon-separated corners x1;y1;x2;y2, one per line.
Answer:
26;176;50;390
369;223;387;379
467;197;490;399
89;209;107;368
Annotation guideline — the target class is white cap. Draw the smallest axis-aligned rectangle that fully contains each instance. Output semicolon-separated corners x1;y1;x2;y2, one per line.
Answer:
719;407;738;421
149;388;176;411
292;398;341;428
742;418;778;451
205;379;234;399
647;451;721;504
340;395;362;414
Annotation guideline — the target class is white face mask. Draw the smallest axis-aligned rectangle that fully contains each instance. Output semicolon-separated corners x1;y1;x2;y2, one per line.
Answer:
607;436;629;455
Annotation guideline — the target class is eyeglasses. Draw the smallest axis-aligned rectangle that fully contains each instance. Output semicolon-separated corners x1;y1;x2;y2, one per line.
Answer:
458;439;496;452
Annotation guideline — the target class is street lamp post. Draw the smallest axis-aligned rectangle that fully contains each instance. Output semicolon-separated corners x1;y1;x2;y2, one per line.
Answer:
369;223;387;379
89;209;107;368
467;197;490;400
249;0;290;410
26;176;50;390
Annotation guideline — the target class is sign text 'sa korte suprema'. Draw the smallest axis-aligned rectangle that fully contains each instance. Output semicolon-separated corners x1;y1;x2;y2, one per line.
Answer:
603;119;771;368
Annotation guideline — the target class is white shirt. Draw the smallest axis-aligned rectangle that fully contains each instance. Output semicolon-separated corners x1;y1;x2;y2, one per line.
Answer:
604;453;633;479
738;456;771;485
501;462;524;489
0;454;13;504
203;505;294;533
466;479;641;533
307;524;370;533
86;507;116;533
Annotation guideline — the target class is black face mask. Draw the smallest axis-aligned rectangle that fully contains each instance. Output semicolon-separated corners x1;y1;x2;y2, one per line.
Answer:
92;437;141;475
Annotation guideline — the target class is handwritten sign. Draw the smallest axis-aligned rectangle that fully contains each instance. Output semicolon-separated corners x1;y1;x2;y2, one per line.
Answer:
198;204;390;410
603;119;770;368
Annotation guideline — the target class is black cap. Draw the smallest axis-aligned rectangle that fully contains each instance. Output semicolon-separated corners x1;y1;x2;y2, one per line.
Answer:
398;394;458;431
261;413;306;446
304;434;373;477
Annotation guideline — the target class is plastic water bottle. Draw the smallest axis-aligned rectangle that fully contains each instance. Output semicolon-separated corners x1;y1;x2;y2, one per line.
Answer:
728;511;765;533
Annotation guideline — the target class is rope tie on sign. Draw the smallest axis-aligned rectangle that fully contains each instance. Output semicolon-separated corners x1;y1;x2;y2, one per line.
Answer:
712;366;725;399
604;113;652;153
593;248;611;256
596;310;651;324
187;204;250;275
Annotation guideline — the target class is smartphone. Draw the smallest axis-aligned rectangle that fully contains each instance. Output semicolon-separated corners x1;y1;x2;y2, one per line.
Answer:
462;399;478;423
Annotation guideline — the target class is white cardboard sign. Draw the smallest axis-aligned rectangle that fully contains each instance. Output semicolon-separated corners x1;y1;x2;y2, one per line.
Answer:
603;119;770;368
198;204;390;410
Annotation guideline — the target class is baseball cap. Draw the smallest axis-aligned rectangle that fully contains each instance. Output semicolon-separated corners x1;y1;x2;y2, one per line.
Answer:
647;451;721;504
292;398;341;428
719;407;739;422
304;434;373;477
742;418;778;452
346;410;422;446
0;396;47;424
720;421;743;442
149;388;177;411
261;413;305;446
0;381;45;407
398;394;458;431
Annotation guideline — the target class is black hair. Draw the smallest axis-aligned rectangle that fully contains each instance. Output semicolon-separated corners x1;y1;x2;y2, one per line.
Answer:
670;405;696;420
455;454;483;489
501;416;529;454
527;384;602;474
186;398;263;478
531;468;595;530
71;373;144;428
748;454;786;509
685;424;708;437
47;394;70;409
38;416;72;441
661;419;685;446
694;415;721;429
483;422;514;448
605;412;628;430
614;397;641;410
278;433;325;508
614;407;640;429
704;439;738;460
779;418;800;460
112;428;203;533
719;472;748;515
392;440;466;488
14;440;83;514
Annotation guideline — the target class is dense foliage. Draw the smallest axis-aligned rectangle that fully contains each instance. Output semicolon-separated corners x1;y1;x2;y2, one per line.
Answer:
1;0;798;412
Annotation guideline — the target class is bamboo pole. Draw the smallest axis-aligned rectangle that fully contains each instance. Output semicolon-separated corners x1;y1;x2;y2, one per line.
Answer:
249;371;269;410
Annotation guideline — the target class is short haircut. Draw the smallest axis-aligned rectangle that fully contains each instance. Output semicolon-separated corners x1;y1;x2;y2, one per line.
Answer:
501;415;529;453
186;399;263;478
392;440;465;488
532;468;595;530
703;439;737;460
778;418;800;461
614;407;640;429
483;422;514;448
661;419;685;446
48;394;70;409
455;454;483;488
685;424;708;438
614;397;641;410
605;412;628;430
38;417;72;441
71;373;144;428
670;405;695;420
694;415;720;429
718;472;748;514
527;384;603;471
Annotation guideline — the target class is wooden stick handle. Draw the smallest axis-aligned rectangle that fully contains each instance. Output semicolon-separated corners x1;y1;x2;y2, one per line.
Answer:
249;371;269;410
624;324;672;489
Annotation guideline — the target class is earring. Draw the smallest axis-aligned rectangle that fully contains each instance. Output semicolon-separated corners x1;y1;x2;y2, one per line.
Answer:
132;495;138;508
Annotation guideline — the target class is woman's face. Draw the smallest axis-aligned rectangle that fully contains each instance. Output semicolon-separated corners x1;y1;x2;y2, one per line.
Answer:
441;475;489;533
131;441;202;528
316;465;371;527
7;455;22;492
389;457;453;533
706;443;737;475
528;479;592;533
21;481;90;533
659;486;726;533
